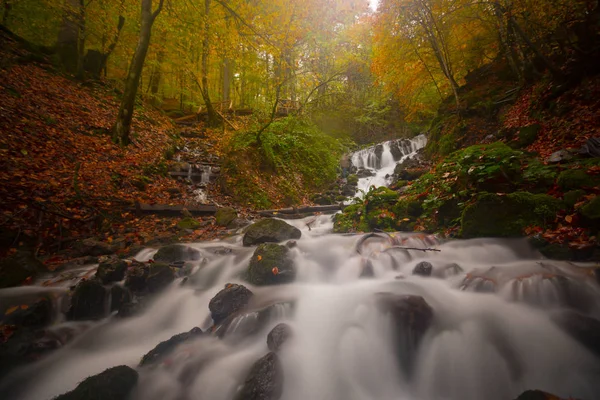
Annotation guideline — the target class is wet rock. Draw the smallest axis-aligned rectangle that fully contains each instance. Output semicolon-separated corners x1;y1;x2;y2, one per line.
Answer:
153;244;201;263
72;239;116;257
209;283;254;325
139;327;203;366
243;219;302;247
267;323;292;352
125;261;175;294
0;328;63;380
68;279;107;321
110;285;132;313
116;300;143;318
177;217;201;230
513;390;567;400
412;261;433;277
2;297;52;329
229;218;251;230
551;311;600;357
216;207;238;227
233;352;283;400
96;255;128;284
356;168;375;178
546;149;574;163
376;293;434;374
0;249;44;289
54;365;138;400
214;302;294;340
374;144;384;169
247;244;295;286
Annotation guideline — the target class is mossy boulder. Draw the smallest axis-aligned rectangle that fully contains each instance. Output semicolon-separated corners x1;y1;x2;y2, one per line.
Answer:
516;124;541;147
54;365;138;400
0;249;44;289
177;217;201;230
461;192;563;238
333;203;364;233
247;244;295;285
563;189;586;208
557;169;595;191
208;283;254;325
215;207;238;227
68;279;107;321
125;262;175;294
95;256;128;284
347;174;359;186
153;244;201;263
242;219;301;247
580;196;600;230
139;327;203;367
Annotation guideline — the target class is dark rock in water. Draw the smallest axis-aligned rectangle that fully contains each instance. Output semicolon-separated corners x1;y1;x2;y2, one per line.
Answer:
551;311;600;357
153;244;201;263
360;259;375;278
356;168;375;178
96;255;128;284
214;302;294;340
247;244;295;286
243;219;302;247
0;249;44;289
209;283;254;325
125;261;175;294
0;328;63;380
216;207;238;227
412;261;433;277
54;365;138;400
233;352;283;400
374;144;384;169
139;327;203;366
376;293;434;375
68;279;107;321
2;297;52;329
513;390;567;400
72;239;116;257
110;285;132;313
267;323;292;352
116;300;144;318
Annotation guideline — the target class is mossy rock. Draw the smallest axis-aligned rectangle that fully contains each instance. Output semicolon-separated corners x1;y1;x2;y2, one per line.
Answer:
68;279;107;321
563;190;586;208
215;207;238;227
242;219;302;246
177;217;201;230
333;204;363;233
246;244;295;285
54;365;138;400
125;262;175;294
516;124;541;147
347;174;359;186
96;256;128;284
580;196;600;220
0;249;44;289
557;169;596;191
139;327;203;367
365;187;399;209
153;244;201;263
461;192;563;238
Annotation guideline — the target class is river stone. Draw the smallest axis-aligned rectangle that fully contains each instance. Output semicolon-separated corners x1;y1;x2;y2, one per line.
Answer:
412;261;433;277
267;323;292;352
68;279;107;321
233;352;284;400
110;285;132;313
209;283;254;325
242;219;301;247
513;390;565;400
551;310;600;357
2;297;52;329
96;255;128;284
247;244;295;286
215;207;238;227
153;244;201;263
125;261;175;294
139;327;203;366
54;365;138;400
213;302;294;340
0;249;44;288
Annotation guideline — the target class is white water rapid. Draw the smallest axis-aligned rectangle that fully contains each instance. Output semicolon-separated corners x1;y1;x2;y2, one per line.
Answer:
1;214;599;400
350;135;428;196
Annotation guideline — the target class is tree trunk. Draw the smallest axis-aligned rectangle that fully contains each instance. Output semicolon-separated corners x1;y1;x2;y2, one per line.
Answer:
222;57;233;103
200;0;219;126
2;0;12;26
112;0;164;146
57;0;81;73
75;0;85;80
149;32;166;105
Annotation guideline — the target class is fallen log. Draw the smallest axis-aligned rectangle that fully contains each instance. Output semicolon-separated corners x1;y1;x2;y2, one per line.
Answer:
173;114;197;123
260;205;343;215
130;203;217;216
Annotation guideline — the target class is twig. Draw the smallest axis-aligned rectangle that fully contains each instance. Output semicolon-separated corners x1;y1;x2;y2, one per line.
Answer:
397;247;441;252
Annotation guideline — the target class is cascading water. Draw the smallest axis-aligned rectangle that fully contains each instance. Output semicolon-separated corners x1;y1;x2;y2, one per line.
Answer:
1;215;599;400
350;135;427;196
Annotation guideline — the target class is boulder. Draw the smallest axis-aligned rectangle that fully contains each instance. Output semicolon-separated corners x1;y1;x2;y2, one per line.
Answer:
209;283;254;325
110;285;132;313
72;239;116;257
215;207;238;227
247;244;295;286
267;323;292;352
551;311;600;357
545;149;573;163
243;219;301;247
139;327;203;366
96;256;128;284
2;297;52;329
68;279;107;321
125;262;175;294
233;352;284;400
0;328;62;380
412;261;433;277
153;244;201;263
513;390;567;400
0;249;44;288
177;217;201;230
54;365;138;400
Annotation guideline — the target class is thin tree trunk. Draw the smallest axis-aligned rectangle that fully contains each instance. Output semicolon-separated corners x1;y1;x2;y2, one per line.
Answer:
75;0;85;80
57;0;80;73
2;0;11;26
200;0;219;126
112;0;164;146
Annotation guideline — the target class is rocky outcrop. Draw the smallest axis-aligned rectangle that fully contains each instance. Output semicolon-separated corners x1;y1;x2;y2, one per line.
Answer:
247;244;295;286
68;279;107;321
139;327;203;366
96;255;128;284
54;365;138;400
125;261;175;294
233;352;284;400
215;207;238;227
153;244;201;263
209;283;254;325
242;219;301;247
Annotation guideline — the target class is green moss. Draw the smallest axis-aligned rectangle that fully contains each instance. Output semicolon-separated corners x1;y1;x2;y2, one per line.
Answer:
347;174;359;186
516;124;541;147
563;190;585;208
247;244;295;285
581;196;600;220
177;217;201;230
55;365;138;400
557;169;595;191
215;207;237;227
438;132;457;156
461;192;563;238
